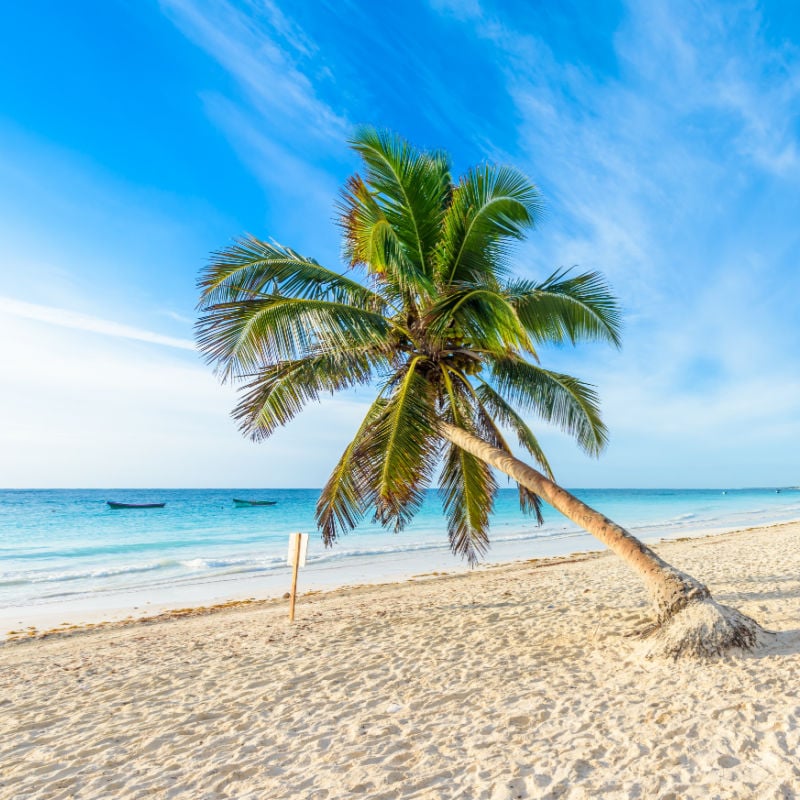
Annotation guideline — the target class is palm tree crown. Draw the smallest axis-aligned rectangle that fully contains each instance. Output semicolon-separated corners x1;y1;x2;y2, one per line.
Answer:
197;128;622;564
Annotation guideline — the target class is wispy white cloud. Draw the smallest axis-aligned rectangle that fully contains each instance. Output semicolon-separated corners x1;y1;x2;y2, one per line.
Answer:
0;296;196;351
159;0;351;260
160;0;349;147
617;0;800;177
428;0;483;23
160;309;195;325
0;311;370;488
200;93;341;216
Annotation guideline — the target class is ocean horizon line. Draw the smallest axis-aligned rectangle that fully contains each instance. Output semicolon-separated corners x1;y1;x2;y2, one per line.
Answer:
2;485;798;492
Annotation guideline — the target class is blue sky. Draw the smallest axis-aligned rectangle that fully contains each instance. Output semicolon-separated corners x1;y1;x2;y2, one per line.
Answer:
1;0;799;488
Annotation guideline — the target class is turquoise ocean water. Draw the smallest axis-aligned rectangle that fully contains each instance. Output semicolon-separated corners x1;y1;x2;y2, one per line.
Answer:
1;487;799;628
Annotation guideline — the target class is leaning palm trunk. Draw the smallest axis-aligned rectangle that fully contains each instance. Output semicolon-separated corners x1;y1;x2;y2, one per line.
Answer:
441;422;766;658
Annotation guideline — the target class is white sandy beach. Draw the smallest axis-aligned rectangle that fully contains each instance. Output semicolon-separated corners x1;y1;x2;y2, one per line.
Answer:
3;521;800;799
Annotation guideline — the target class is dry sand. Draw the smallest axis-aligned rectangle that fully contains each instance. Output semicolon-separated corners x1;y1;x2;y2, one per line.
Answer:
3;521;800;800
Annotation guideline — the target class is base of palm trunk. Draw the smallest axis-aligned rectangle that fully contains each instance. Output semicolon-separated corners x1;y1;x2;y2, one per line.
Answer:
640;598;769;659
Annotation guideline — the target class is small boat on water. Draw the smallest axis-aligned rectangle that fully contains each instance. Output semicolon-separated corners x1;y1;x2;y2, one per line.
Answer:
233;498;277;507
107;501;166;509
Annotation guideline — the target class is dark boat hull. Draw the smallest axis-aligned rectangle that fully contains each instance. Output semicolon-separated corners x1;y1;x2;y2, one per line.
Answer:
107;501;166;509
233;498;277;507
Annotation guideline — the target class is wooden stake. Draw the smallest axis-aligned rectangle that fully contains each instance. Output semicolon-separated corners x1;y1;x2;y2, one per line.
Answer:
289;533;302;622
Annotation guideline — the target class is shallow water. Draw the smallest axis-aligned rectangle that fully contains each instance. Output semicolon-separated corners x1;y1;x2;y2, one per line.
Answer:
1;487;799;627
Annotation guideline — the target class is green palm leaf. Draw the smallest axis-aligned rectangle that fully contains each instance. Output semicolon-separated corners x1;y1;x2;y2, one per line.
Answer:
439;439;496;564
365;358;440;532
505;268;622;347
490;356;608;455
196;295;391;380
233;347;389;441
350;127;450;283
472;398;545;525
198;235;384;310
316;395;389;545
338;173;432;301
437;366;496;563
438;164;543;285
474;381;554;478
446;367;545;524
425;287;532;354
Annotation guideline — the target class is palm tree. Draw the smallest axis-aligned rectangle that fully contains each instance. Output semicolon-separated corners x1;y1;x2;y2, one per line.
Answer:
196;128;762;657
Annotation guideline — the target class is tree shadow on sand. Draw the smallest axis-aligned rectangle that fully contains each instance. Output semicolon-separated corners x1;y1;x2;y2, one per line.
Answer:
667;575;800;659
438;579;800;660
739;627;800;659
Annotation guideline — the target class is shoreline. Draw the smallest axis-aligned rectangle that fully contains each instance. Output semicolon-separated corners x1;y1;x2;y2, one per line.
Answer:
5;487;799;638
4;517;798;645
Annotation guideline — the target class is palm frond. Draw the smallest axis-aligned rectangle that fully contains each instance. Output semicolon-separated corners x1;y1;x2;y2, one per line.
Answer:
338;173;434;301
350;127;450;282
505;268;622;347
232;347;389;441
316;395;389;545
366;358;440;532
471;392;546;525
425;287;531;354
447;367;545;524
196;295;391;380
490;356;608;455
438;165;543;285
516;486;545;525
439;440;496;565
437;367;496;563
474;381;554;478
197;235;385;311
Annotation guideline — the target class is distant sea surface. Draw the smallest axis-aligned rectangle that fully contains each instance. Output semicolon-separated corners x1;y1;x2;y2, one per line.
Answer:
1;488;799;629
